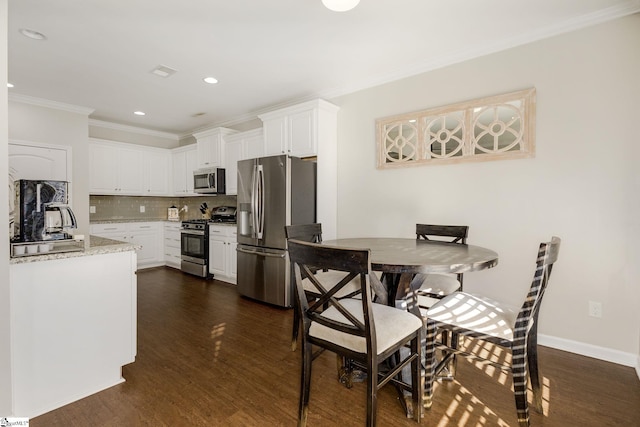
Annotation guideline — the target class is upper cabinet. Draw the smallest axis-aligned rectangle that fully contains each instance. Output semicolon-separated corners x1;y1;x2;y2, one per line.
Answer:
90;139;142;195
224;129;264;195
258;99;339;158
142;149;170;195
193;127;238;169
171;145;198;196
89;139;170;196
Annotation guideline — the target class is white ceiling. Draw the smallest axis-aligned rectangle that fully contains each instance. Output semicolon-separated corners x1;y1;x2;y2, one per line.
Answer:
8;0;640;136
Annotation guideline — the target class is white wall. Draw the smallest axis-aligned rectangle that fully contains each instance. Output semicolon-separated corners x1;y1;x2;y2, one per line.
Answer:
332;14;640;365
8;101;92;238
0;0;12;416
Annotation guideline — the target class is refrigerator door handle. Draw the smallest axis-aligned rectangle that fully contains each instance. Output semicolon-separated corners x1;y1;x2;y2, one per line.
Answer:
251;164;258;238
256;164;265;240
236;247;286;258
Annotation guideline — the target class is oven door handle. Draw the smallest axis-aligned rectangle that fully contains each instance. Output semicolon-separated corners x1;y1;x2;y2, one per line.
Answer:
181;230;205;236
236;247;285;259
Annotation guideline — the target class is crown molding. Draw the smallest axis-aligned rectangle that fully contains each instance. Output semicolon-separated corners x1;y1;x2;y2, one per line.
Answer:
9;93;94;115
89;119;180;141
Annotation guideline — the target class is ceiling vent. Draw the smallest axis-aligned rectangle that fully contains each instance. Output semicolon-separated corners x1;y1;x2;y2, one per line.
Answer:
151;65;177;78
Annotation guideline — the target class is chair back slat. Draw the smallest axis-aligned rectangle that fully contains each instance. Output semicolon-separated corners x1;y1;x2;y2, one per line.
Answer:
416;223;469;244
289;239;376;343
514;236;561;339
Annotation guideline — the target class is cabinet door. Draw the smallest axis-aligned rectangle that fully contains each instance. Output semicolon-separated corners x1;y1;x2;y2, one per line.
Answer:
172;151;187;194
185;148;198;194
143;150;170;195
244;132;265;160
197;135;222;168
209;236;226;276
225;140;243;195
130;232;158;264
288;109;316;158
90;144;118;193
117;147;143;194
228;239;237;280
263;117;287;156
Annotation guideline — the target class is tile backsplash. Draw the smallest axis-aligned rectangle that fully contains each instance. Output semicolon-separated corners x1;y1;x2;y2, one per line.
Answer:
90;195;238;222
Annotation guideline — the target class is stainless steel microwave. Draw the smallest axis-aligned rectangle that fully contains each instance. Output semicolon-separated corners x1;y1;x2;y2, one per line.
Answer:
193;167;226;194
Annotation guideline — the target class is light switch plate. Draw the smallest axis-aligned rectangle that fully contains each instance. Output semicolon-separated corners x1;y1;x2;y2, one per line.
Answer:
90;206;96;213
140;205;145;213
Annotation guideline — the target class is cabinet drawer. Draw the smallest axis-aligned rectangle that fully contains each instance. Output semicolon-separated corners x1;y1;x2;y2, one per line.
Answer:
91;223;127;234
128;222;160;232
209;225;237;238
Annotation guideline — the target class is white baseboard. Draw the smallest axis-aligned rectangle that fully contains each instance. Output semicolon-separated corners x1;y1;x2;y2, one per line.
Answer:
538;334;639;380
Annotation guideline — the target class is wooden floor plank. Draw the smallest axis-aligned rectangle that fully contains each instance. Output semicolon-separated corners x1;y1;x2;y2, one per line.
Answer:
31;267;640;426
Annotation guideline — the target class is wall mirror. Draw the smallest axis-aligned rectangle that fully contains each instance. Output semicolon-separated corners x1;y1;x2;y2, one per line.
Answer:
376;88;536;169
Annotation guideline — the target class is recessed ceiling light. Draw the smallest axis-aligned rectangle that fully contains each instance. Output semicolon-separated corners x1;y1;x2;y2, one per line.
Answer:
203;77;218;84
19;28;47;40
134;111;146;116
322;0;360;12
7;83;14;88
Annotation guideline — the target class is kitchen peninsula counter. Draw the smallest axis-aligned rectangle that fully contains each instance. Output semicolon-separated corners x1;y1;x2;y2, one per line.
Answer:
9;235;140;264
9;236;138;418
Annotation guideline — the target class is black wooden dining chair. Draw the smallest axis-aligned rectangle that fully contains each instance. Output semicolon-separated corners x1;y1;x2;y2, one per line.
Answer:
415;224;469;309
286;224;362;351
288;239;423;427
424;236;561;427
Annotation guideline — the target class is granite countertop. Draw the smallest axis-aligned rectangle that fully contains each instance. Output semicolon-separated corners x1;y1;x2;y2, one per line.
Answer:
9;235;140;265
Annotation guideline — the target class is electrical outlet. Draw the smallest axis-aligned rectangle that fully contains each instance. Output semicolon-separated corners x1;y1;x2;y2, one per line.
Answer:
588;301;602;318
140;205;145;213
89;206;96;214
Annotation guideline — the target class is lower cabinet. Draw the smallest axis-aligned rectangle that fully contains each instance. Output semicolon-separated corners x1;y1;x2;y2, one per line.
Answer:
90;222;164;269
163;221;181;269
209;225;237;284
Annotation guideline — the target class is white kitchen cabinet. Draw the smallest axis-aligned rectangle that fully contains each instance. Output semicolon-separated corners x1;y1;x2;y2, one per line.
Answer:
193;127;237;169
208;225;237;284
163;221;181;269
142;149;170;195
90;139;170;196
90;222;164;268
224;128;264;195
258;99;338;158
171;145;198;195
89;139;143;194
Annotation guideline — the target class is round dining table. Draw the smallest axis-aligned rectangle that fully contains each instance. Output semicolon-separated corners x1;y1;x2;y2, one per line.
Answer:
321;237;499;415
321;237;499;308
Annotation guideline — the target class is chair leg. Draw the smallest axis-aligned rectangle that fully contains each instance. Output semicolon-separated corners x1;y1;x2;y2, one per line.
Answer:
291;307;300;351
411;333;423;421
512;341;530;427
366;352;379;427
298;338;312;427
424;319;438;410
527;330;543;413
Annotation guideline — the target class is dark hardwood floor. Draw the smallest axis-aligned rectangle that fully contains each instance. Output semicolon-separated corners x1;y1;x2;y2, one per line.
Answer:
33;267;640;426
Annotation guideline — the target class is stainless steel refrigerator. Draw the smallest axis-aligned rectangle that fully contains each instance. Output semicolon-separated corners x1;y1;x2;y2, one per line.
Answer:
236;155;316;307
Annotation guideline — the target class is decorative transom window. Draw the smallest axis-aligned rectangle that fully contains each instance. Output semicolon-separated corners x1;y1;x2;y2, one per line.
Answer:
376;88;536;169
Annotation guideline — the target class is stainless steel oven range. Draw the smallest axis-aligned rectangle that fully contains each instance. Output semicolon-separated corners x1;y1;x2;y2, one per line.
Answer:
180;219;211;278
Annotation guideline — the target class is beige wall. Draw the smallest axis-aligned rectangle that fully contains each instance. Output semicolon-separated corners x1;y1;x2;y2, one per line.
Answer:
0;0;11;415
8;102;91;238
332;14;640;362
